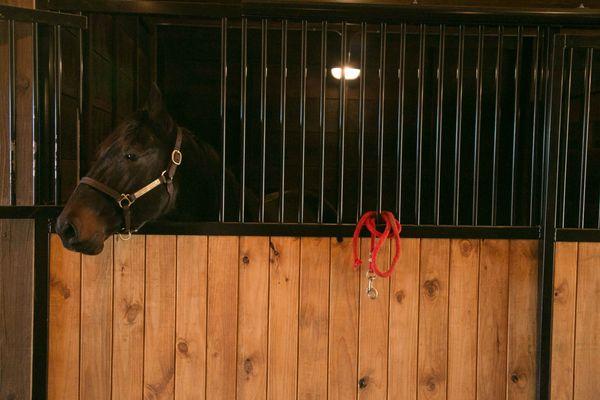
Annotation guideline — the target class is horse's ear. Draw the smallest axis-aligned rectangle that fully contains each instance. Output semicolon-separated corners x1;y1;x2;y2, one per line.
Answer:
146;83;174;136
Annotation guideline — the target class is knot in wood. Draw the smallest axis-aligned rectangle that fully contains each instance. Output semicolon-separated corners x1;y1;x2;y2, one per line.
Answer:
242;255;250;264
395;290;405;304
244;358;253;375
177;340;189;355
424;375;437;392
460;240;473;255
358;376;369;389
423;279;440;298
125;302;142;324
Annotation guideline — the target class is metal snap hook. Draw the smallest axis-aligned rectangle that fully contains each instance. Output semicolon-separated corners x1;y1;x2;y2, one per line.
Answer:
366;270;378;300
171;149;182;165
118;194;134;209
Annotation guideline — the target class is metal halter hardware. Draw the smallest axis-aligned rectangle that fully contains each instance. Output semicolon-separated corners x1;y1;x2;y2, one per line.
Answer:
78;127;183;240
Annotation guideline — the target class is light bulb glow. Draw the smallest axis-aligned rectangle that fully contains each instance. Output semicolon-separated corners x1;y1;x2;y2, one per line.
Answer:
331;66;361;80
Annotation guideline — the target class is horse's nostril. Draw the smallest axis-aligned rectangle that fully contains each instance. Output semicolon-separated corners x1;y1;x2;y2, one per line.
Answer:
60;221;78;242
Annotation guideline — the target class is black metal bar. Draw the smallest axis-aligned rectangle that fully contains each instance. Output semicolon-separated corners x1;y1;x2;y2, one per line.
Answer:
491;26;504;225
395;23;406;221
0;205;62;219
357;22;367;221
239;18;247;222
510;26;523;225
453;25;465;226
260;18;268;223
31;216;51;400
0;4;87;27
33;22;40;205
219;17;227;222
337;21;347;224
530;27;541;226
318;21;327;224
579;47;593;229
434;24;445;225
8;20;16;205
279;20;288;223
415;24;426;225
53;25;62;205
299;20;307;223
557;228;600;242
77;18;83;182
472;25;484;225
559;48;574;228
376;22;387;215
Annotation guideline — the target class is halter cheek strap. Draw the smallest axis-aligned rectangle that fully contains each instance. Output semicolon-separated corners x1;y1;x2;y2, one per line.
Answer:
79;128;183;240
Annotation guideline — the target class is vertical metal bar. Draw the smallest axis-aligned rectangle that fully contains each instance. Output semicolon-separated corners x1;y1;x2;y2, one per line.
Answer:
491;26;504;225
357;22;367;221
239;18;247;222
559;48;573;228
376;23;387;215
279;20;288;223
453;25;465;226
529;27;541;226
434;24;445;225
77;21;83;182
318;21;327;223
579;47;593;229
510;26;523;225
53;25;62;205
8;20;16;205
33;22;39;204
299;20;307;223
219;17;227;222
472;25;484;225
415;24;426;225
337;21;347;224
395;23;406;221
260;19;268;223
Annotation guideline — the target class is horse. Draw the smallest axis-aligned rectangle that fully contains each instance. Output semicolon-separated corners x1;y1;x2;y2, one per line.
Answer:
56;84;334;255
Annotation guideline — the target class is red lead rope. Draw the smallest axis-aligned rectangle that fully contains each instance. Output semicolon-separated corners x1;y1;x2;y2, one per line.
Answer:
352;211;402;278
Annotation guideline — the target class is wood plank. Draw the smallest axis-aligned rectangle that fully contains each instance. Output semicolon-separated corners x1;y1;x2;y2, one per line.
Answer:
144;235;176;400
15;22;33;204
358;238;390;399
477;239;510;400
573;242;600;399
447;239;479;400
206;236;239;400
112;235;145;399
267;237;300;400
388;238;420;400
48;234;81;400
237;236;269;400
417;239;450;400
80;237;114;400
175;236;208;400
506;240;538;399
328;237;359;400
550;242;578;400
0;220;34;399
297;237;330;400
0;20;10;205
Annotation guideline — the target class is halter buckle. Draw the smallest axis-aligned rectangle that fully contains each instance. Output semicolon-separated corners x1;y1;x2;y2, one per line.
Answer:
171;149;182;165
118;194;134;209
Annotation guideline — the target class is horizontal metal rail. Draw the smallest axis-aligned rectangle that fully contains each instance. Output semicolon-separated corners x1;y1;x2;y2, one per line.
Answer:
0;4;86;27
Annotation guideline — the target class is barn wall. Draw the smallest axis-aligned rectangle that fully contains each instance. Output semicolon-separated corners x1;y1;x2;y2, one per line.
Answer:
48;234;540;399
551;242;600;400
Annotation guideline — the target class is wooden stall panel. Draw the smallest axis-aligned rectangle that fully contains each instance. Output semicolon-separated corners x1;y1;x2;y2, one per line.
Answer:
80;237;114;400
237;236;269;400
175;236;208;400
144;235;176;399
112;235;145;399
48;234;81;400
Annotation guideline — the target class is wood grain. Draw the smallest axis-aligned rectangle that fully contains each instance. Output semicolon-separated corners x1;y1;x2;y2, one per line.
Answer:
80;237;114;400
328;237;359;400
297;237;330;400
206;236;239;400
237;236;269;400
358;238;390;399
48;234;81;400
477;240;510;400
388;238;420;400
551;242;578;400
417;239;450;400
506;240;538;399
144;235;176;400
112;235;145;399
573;242;600;400
267;236;300;400
0;220;34;399
447;239;479;400
175;236;208;400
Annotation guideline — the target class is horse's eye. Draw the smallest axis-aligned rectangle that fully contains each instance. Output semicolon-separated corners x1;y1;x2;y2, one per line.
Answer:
125;153;138;161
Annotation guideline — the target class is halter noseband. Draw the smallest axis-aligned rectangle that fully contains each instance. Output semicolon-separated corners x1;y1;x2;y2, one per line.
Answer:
78;127;183;240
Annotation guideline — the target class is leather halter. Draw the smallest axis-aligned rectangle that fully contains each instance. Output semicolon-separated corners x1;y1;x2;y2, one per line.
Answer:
78;127;183;240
